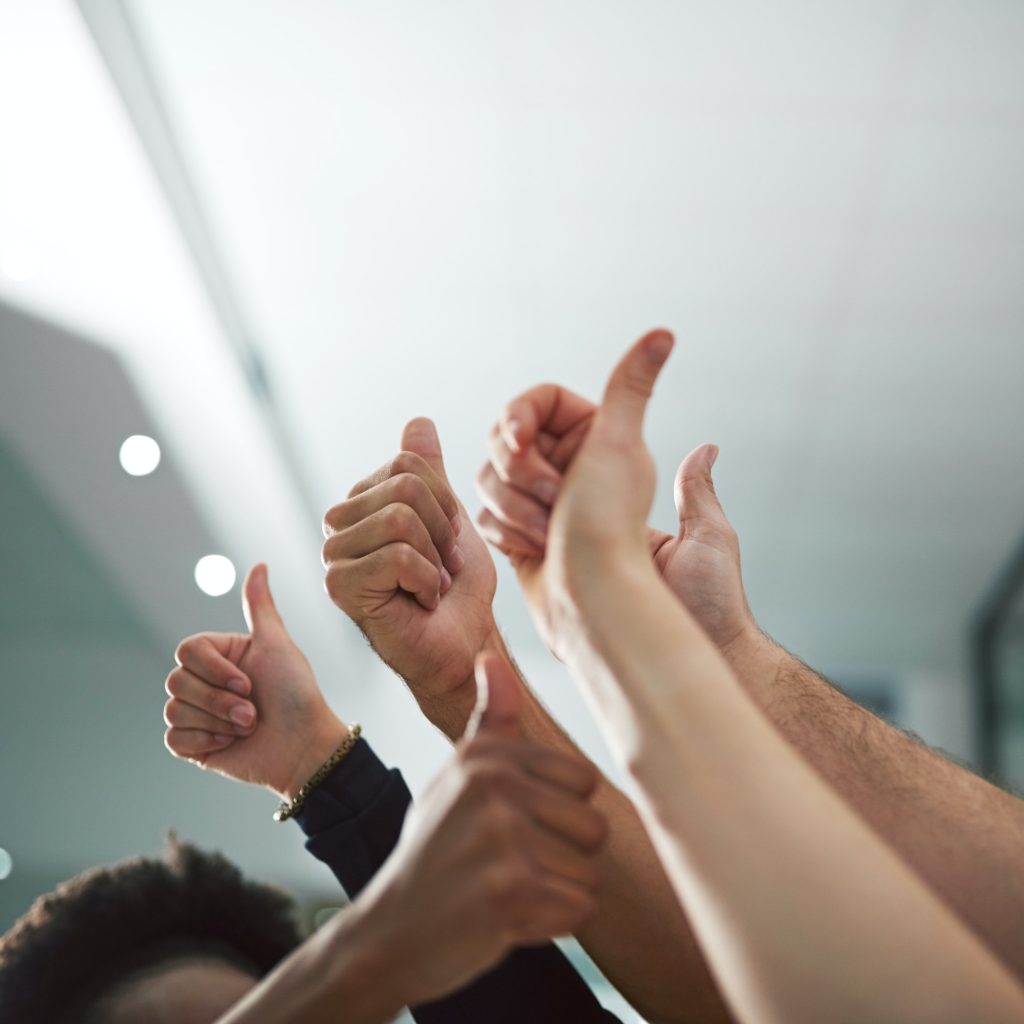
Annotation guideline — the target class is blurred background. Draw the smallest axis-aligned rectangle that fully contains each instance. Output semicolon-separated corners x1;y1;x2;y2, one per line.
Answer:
1;1;1023;1019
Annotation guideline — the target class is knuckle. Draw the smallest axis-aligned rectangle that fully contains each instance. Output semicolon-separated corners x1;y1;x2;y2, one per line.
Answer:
174;636;198;665
485;862;531;914
322;503;344;535
381;502;416;534
390;451;422;477
390;472;425;505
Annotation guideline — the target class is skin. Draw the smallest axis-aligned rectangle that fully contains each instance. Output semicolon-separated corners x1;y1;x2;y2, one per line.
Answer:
486;330;1024;1024
99;959;258;1024
164;589;606;1022
476;339;1024;984
322;419;732;1024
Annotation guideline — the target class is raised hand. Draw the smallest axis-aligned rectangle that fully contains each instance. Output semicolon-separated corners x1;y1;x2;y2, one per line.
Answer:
163;563;346;799
322;418;500;736
476;330;757;654
474;330;674;656
354;651;606;1004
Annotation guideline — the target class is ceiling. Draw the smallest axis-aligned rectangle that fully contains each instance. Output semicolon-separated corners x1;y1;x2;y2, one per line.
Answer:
1;0;1023;935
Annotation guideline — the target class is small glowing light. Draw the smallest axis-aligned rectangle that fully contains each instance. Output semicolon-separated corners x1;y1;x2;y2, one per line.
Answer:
0;848;12;881
195;555;236;596
0;243;42;282
118;434;161;476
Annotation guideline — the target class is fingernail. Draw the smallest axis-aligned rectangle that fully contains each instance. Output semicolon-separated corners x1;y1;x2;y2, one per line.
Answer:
213;734;232;745
706;445;719;470
229;703;255;726
451;513;462;536
530;512;549;541
448;544;465;572
227;677;249;696
533;479;557;504
440;567;452;593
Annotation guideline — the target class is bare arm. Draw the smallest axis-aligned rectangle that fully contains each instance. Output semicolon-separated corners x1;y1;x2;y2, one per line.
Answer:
323;418;731;1024
477;359;1024;980
511;330;1024;1024
725;628;1024;978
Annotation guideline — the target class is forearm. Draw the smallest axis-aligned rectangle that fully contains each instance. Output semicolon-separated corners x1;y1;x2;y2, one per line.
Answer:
575;563;1024;1024
725;629;1024;976
505;636;733;1024
218;900;406;1024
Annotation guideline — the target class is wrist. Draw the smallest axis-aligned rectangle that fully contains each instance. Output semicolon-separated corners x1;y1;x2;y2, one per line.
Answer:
420;622;504;742
719;624;785;696
276;712;349;802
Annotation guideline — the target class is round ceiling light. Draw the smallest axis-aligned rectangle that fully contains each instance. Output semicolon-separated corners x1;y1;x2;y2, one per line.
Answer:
118;434;161;476
194;555;236;597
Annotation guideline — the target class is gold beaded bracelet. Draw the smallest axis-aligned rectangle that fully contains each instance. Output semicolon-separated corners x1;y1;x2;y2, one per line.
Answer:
273;724;362;822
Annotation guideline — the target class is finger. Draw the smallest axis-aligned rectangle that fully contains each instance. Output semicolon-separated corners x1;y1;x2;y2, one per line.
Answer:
165;667;258;728
324;476;460;574
476;508;544;560
342;450;459;525
474;462;550;546
517;775;607;852
509;875;597;943
174;634;251;697
325;542;442;613
164;727;234;761
500;385;596;453
674;442;727;529
467;651;524;740
326;467;461;573
164;697;256;735
519;818;601;890
522;748;599;799
242;563;287;638
487;422;561;504
597;328;674;441
323;505;450;588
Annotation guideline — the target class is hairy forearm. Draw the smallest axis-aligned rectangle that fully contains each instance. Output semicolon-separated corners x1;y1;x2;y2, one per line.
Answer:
725;629;1024;977
219;900;407;1024
572;562;1024;1024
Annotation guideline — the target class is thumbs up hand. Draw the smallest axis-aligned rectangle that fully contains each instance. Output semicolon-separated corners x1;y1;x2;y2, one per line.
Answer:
322;418;501;739
163;563;347;798
354;651;606;1004
476;329;759;659
474;330;675;659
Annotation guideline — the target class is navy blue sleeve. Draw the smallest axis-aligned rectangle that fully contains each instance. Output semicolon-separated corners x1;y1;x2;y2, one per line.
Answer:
295;737;621;1024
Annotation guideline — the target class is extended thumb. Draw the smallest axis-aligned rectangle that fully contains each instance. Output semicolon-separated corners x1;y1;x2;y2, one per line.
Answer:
400;417;449;481
467;651;523;739
599;329;674;438
673;443;725;529
242;563;286;636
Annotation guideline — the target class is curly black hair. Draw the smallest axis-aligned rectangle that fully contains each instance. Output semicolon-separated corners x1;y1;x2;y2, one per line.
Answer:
0;835;303;1024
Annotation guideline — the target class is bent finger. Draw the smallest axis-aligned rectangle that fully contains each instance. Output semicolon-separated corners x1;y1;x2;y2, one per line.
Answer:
164;697;255;735
164;727;234;761
174;633;250;697
476;508;544;560
165;667;258;727
475;462;550;546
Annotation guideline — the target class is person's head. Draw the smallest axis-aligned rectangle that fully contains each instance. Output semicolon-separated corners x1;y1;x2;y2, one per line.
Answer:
0;836;303;1024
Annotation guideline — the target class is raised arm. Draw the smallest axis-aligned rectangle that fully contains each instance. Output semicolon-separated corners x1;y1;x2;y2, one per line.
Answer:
476;350;1024;982
492;329;1024;1024
164;565;617;1023
322;418;732;1024
213;655;607;1023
